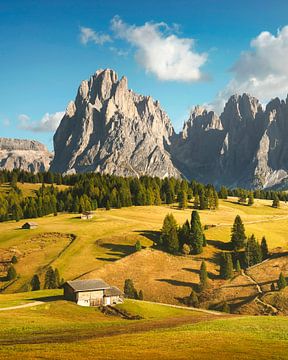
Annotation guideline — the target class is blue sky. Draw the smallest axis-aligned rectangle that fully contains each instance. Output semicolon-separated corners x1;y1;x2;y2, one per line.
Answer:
1;0;288;150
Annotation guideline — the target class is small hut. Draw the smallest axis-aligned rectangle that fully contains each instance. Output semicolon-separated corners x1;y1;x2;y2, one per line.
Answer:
63;279;123;307
81;211;94;220
22;222;38;229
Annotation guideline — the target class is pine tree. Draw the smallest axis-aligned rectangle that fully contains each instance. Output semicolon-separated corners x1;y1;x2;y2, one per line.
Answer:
6;265;17;281
44;266;57;289
135;240;142;251
261;236;269;260
220;253;234;279
187;289;199;307
124;279;138;299
30;274;40;291
54;268;61;288
160;214;179;253
178;190;188;209
178;220;190;248
219;186;228;199
138;290;144;300
272;196;280;208
277;272;287;290
194;194;200;209
190;211;204;254
167;227;179;254
236;259;241;273
199;261;208;290
245;234;262;267
106;200;111;210
248;193;254;206
231;215;246;251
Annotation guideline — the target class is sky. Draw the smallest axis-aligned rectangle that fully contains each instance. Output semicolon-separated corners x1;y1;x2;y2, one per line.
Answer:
1;0;288;150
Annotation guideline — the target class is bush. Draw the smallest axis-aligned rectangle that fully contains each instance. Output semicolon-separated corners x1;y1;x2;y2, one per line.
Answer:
182;243;191;255
11;255;18;264
135;240;142;252
6;265;17;281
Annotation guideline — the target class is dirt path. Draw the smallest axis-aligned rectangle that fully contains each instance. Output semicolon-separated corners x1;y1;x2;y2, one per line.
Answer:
0;301;44;311
243;271;278;314
140;300;226;316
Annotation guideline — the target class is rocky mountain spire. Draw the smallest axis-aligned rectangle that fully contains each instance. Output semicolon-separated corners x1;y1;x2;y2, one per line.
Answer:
50;69;180;178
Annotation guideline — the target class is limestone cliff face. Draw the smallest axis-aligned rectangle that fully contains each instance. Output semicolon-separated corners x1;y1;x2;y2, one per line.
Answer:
50;69;180;178
172;94;288;189
0;138;52;172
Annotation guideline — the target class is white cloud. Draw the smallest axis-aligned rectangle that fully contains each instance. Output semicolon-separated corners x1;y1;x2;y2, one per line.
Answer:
79;26;112;45
111;16;207;82
213;26;288;112
18;111;64;132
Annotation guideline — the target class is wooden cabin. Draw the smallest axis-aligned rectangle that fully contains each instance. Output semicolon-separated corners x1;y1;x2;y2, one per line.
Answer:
22;222;38;229
63;279;123;307
81;211;94;220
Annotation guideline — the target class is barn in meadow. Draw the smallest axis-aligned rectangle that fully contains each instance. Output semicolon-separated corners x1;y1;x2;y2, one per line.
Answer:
63;279;123;307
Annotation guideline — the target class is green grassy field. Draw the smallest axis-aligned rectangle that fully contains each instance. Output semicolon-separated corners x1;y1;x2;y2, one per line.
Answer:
0;197;288;294
0;290;287;359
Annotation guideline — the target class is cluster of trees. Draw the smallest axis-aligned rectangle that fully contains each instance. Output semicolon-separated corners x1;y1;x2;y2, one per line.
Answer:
185;260;209;308
160;211;206;255
218;185;288;203
218;216;270;280
29;267;63;291
123;279;143;300
0;170;220;222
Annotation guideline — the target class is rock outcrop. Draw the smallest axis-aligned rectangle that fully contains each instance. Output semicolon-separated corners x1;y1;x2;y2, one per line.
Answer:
0;138;52;172
173;94;288;189
50;69;180;178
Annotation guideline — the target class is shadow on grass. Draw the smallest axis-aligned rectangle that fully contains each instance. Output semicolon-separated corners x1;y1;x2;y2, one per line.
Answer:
156;278;196;288
29;295;63;302
182;267;218;280
96;243;135;261
134;230;160;244
207;239;232;251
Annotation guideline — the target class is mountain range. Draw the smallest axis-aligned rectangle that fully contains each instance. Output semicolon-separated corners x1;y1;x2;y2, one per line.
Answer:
3;69;288;189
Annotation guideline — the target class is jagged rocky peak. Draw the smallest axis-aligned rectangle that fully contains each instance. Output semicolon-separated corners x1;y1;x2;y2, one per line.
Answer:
0;138;52;173
50;69;180;178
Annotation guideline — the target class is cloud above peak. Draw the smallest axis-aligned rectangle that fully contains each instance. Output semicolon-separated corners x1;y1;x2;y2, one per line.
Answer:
110;16;208;82
79;26;112;45
213;26;288;112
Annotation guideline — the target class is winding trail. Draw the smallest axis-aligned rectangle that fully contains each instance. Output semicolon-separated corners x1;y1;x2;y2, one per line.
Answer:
0;301;44;311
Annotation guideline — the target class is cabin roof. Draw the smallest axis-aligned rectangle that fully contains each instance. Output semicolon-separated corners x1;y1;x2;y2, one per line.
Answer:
23;222;38;226
104;286;122;297
66;279;110;292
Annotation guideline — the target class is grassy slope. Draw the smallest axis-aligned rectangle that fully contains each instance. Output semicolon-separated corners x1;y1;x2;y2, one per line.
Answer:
0;291;287;359
0;197;288;294
0;182;69;197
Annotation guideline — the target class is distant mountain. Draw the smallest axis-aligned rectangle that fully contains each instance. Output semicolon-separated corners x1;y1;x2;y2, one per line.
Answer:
3;69;288;189
50;69;180;178
173;93;288;189
0;138;52;173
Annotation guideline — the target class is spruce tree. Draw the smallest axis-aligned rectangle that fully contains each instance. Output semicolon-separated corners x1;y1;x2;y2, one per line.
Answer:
245;235;262;267
272;196;280;208
220;253;234;279
231;215;246;251
138;290;144;300
160;213;179;253
261;236;269;260
135;240;142;251
248;193;254;206
236;259;241;273
124;279;138;299
167;227;179;254
178;190;188;209
30;274;40;291
190;211;204;254
44;266;57;289
277;272;287;290
178;220;190;248
187;289;199;307
199;261;208;290
6;265;17;281
194;194;200;209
